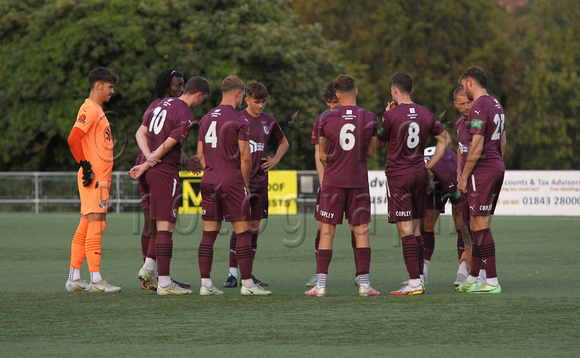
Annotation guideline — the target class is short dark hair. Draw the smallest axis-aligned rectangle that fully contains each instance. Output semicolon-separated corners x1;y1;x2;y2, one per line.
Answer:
334;75;356;94
459;66;487;88
391;73;413;94
222;75;245;94
246;81;270;100
155;68;184;98
184;76;211;96
88;67;118;89
322;80;337;101
453;86;466;101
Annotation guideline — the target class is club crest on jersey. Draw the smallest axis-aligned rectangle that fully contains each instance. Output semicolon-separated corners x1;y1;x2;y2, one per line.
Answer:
263;126;269;135
173;209;178;218
471;119;483;129
311;129;316;139
182;129;189;138
99;199;106;208
77;115;86;124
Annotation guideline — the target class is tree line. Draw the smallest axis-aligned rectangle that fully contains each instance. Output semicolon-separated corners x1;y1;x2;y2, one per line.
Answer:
0;0;577;172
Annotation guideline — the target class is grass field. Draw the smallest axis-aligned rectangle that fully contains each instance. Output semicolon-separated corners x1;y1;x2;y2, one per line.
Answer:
0;213;578;357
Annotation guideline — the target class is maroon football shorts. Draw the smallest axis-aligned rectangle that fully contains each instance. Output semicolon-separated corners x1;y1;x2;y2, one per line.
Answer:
386;170;426;223
466;170;504;217
249;183;268;221
318;186;371;226
147;171;180;223
138;171;150;211
201;182;251;222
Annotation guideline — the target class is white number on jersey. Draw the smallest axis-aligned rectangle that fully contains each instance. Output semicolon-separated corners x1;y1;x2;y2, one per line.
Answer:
205;121;218;148
149;107;167;135
339;123;356;151
407;122;420;149
491;113;505;140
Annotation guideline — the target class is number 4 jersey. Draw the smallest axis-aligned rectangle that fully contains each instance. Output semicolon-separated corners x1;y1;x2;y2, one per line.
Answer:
318;105;377;188
198;104;250;186
378;103;445;176
468;95;505;173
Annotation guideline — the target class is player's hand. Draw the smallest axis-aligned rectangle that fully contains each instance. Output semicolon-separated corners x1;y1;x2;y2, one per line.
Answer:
79;160;94;187
385;101;397;111
457;177;468;193
184;157;203;174
128;164;147;179
261;157;278;172
459;247;472;271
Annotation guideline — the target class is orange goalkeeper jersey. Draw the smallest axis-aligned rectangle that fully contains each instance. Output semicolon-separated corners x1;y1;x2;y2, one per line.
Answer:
72;98;114;180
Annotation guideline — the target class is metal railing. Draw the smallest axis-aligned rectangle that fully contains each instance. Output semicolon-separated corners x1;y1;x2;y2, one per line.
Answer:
0;171;320;213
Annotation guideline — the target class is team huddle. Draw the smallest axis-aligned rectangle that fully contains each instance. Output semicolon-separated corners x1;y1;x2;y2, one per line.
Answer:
64;65;505;296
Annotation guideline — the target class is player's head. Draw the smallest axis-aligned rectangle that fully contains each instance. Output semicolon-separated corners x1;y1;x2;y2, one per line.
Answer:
222;75;246;108
391;73;413;95
453;86;472;120
322;80;339;110
333;75;358;104
459;66;487;100
245;81;269;117
155;68;185;99
88;67;119;103
183;76;211;108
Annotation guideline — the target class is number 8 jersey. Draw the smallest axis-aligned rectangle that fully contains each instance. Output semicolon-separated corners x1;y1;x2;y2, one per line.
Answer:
378;103;445;176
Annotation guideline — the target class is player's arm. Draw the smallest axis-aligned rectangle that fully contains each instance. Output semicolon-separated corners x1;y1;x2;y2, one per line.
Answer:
456;147;462;182
135;125;161;168
367;136;378;158
261;137;289;172
500;131;506;159
196;141;206;169
314;144;324;184
457;134;484;193
239;139;252;192
180;150;203;174
425;129;451;170
318;136;328;168
68;126;94;186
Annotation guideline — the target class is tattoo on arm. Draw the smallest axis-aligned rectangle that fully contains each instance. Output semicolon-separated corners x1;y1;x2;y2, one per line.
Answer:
320;137;327;154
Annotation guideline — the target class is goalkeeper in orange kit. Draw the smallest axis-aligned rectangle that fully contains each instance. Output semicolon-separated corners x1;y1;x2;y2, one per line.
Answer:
65;67;121;293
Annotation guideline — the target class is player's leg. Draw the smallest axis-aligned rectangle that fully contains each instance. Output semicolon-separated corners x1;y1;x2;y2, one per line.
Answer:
421;209;439;285
249;219;268;286
223;231;239;287
66;215;89;291
452;202;470;286
306;188;323;287
198;182;223;295
306;222;334;297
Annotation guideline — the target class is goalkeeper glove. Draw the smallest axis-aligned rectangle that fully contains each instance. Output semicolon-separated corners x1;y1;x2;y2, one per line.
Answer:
79;160;94;187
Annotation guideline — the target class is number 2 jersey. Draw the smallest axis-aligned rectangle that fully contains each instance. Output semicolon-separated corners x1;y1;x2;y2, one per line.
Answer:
318;105;377;188
198;104;250;187
378;103;445;176
468;94;505;173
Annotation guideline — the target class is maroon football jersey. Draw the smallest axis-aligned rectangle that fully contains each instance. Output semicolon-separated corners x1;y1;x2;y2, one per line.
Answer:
136;98;164;166
198;104;250;186
456;116;471;171
240;109;285;187
468;95;505;173
141;97;194;175
378;103;445;175
318;105;377;188
424;147;457;194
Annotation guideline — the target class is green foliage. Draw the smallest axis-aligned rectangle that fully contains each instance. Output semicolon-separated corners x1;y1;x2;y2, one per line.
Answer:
0;0;343;171
293;0;580;170
506;0;580;169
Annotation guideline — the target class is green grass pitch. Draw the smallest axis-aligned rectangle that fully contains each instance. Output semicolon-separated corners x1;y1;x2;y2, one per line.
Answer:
0;213;578;357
